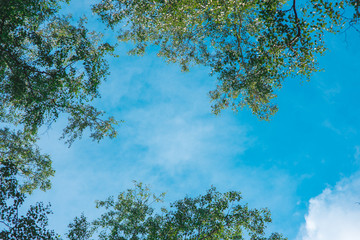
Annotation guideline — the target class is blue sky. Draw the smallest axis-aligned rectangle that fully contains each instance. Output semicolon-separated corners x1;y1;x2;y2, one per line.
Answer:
26;1;360;239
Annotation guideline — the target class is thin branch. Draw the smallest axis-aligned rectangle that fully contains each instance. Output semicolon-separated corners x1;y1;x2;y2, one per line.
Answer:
288;0;301;46
233;12;249;76
0;220;11;229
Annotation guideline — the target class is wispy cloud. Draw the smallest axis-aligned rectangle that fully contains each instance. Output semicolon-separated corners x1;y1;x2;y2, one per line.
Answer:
23;55;299;237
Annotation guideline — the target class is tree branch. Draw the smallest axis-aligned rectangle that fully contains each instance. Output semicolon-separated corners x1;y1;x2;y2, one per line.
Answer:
0;220;11;229
234;13;249;76
289;0;301;46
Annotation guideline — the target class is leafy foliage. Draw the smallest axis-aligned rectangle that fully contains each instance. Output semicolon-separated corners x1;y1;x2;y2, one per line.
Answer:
92;182;165;240
67;213;94;240
0;0;119;192
0;128;54;193
71;182;286;239
93;0;359;120
0;0;118;143
0;161;57;239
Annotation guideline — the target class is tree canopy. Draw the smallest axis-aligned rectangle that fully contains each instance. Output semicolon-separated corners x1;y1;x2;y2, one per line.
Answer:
0;128;54;193
0;0;118;192
0;161;57;239
67;182;287;240
93;0;360;120
0;0;118;143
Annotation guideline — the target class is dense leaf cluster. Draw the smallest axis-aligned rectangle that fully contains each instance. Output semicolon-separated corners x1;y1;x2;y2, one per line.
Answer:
67;182;287;240
0;0;118;143
0;161;56;239
0;0;118;192
0;128;54;193
93;0;359;120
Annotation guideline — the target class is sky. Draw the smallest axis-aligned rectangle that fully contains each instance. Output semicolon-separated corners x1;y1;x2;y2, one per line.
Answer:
25;1;360;239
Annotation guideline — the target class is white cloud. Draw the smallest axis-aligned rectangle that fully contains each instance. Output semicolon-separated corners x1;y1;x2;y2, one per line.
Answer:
297;173;360;240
